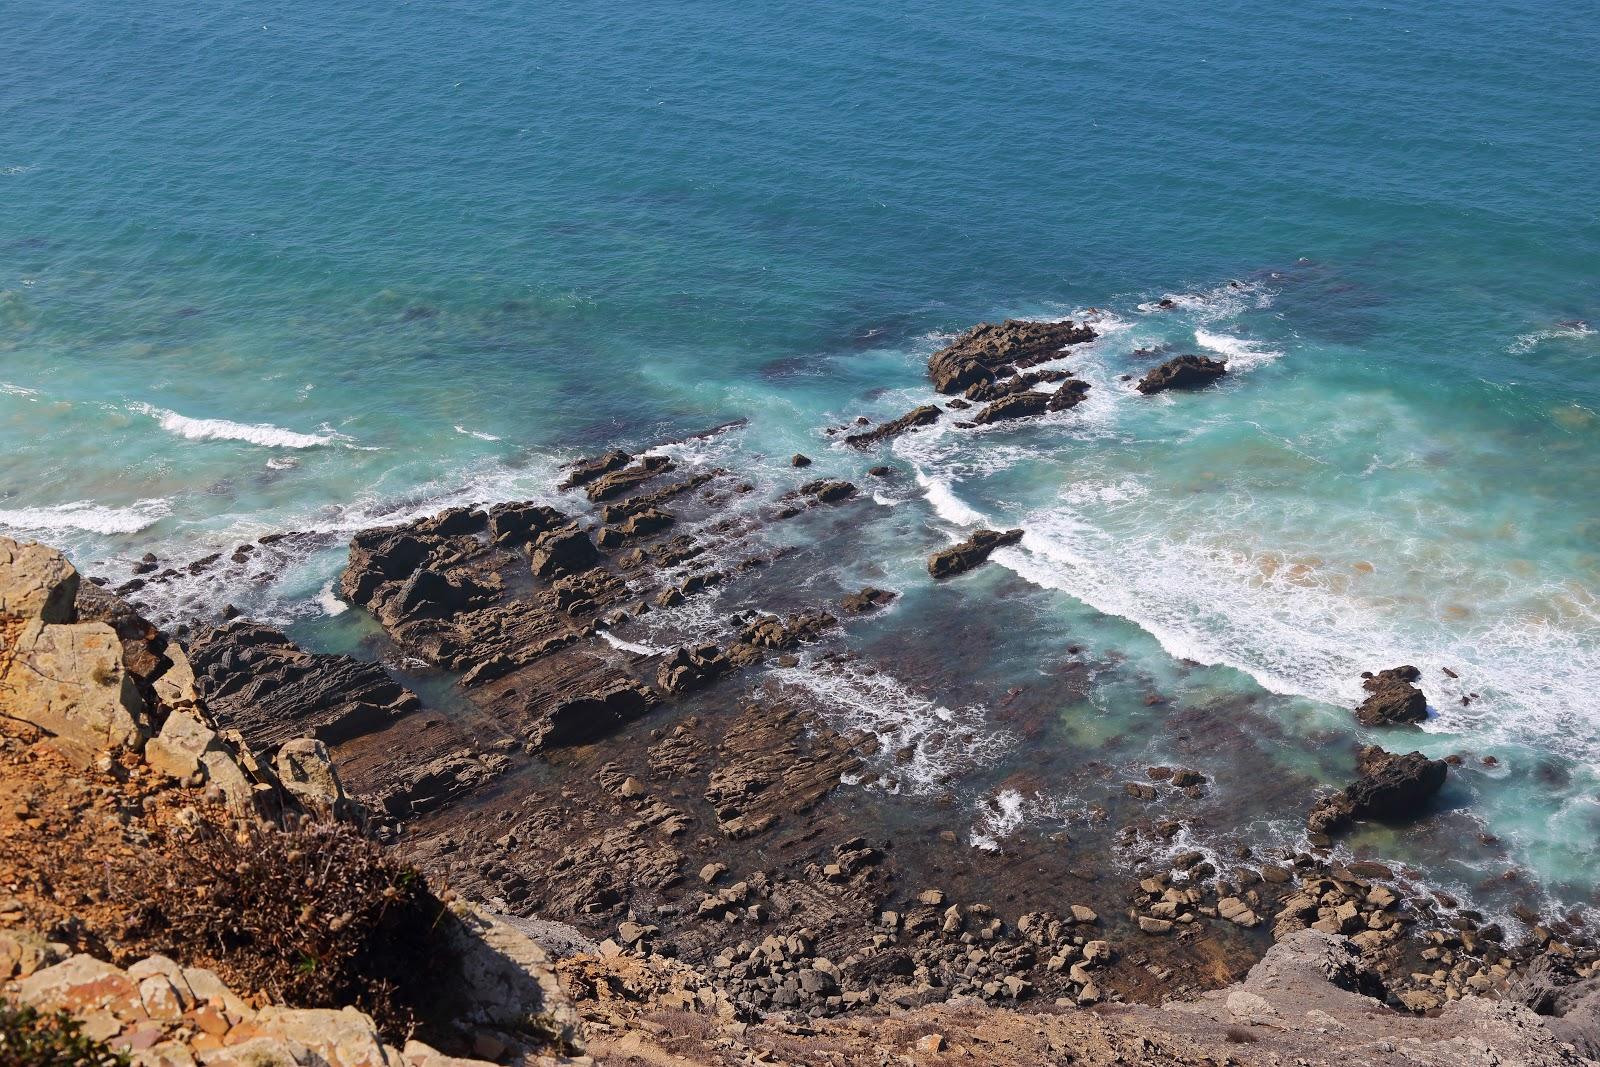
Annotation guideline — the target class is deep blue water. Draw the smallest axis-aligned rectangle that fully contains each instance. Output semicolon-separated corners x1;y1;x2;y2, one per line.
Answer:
3;1;1598;910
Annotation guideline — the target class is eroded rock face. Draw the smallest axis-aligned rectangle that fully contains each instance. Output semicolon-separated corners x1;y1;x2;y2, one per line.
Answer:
928;320;1096;395
928;529;1024;579
187;622;420;749
1136;354;1227;394
1356;665;1428;726
0;537;147;765
1307;746;1447;835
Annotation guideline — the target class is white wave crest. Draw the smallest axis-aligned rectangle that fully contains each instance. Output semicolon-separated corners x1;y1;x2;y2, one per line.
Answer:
454;425;501;441
1194;328;1284;372
918;472;988;526
0;498;171;536
131;402;338;448
1;383;40;400
969;788;1071;851
1509;322;1595;354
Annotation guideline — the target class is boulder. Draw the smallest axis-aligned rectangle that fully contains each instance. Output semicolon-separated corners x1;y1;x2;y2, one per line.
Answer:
275;737;349;814
530;528;599;579
1136;354;1227;394
0;537;79;622
928;529;1025;579
1307;746;1447;835
1355;665;1428;726
928;320;1096;395
841;587;897;614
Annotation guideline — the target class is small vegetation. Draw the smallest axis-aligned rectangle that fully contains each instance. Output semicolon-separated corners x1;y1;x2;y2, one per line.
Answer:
124;810;451;1040
0;1000;129;1067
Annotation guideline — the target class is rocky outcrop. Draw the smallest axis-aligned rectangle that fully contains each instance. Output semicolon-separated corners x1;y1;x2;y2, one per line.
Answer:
1136;354;1227;394
969;379;1090;425
0;537;148;765
1307;746;1447;835
928;529;1024;578
1356;665;1428;726
927;319;1096;394
844;405;941;447
841;587;897;613
187;622;420;750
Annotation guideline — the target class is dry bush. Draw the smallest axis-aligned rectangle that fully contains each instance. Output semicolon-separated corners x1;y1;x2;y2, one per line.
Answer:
0;999;128;1067
122;811;450;1040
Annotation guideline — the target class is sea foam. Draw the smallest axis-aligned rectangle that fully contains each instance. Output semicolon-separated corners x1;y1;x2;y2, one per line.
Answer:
0;498;171;536
131;402;338;448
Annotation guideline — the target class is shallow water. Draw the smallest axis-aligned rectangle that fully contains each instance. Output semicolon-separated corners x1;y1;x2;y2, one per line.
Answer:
3;1;1598;916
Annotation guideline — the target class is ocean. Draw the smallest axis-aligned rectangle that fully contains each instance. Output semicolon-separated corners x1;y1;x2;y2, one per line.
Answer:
3;1;1598;915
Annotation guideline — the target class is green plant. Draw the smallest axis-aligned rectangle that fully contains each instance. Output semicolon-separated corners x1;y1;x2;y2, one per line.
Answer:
0;999;129;1067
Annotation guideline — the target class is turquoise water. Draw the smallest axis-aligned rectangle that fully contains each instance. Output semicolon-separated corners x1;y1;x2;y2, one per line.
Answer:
3;3;1598;909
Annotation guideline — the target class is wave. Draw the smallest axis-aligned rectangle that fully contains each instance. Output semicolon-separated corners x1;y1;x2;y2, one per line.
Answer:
917;470;989;526
770;657;1014;794
1509;321;1595;354
0;498;171;536
1136;279;1276;320
1194;328;1284;372
130;402;339;448
453;425;502;441
1;383;40;400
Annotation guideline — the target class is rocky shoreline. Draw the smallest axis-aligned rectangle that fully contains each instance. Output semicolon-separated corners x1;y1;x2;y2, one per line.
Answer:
6;318;1600;1063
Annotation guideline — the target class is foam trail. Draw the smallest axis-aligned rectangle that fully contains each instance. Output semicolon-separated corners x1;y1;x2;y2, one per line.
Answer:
598;629;667;656
1194;328;1283;372
131;402;337;448
770;658;1013;794
1;383;40;400
454;425;501;441
316;580;348;616
1509;322;1595;354
0;498;171;535
915;469;988;526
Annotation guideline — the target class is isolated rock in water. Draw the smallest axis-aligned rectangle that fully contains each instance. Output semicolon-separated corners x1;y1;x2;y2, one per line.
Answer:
841;587;897;613
928;529;1025;579
791;453;812;467
1307;746;1447;835
1355;665;1428;726
1136;354;1228;394
844;405;941;447
971;392;1050;424
0;537;148;765
928;319;1096;394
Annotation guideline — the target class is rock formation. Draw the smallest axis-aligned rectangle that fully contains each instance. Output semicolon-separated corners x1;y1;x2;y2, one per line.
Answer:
1356;665;1428;726
1137;354;1228;394
1307;746;1448;835
928;319;1096;394
928;528;1025;578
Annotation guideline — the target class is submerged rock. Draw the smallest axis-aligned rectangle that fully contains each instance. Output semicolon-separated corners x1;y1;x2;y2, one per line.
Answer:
1307;746;1447;835
1355;665;1428;726
928;529;1025;579
1136;354;1227;394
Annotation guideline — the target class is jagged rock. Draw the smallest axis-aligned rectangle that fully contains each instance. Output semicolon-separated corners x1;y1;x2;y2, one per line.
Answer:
971;391;1050;424
531;680;658;749
487;501;568;547
928;320;1096;394
798;479;857;504
275;737;349;814
561;449;632;489
0;539;147;765
586;455;672;502
1307;746;1447;835
187;622;420;750
844;405;941;447
791;454;812;467
531;528;599;579
841;587;897;614
1356;665;1428;726
1136;354;1227;394
927;529;1024;579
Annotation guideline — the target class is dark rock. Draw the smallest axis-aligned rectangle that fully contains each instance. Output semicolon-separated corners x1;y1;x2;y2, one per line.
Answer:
1136;354;1227;395
586;455;672;502
844;405;941;448
798;480;857;504
841;587;897;614
1306;746;1447;835
487;501;568;547
928;529;1024;579
188;622;420;749
791;453;812;467
928;320;1096;394
867;465;893;478
560;449;632;490
532;680;658;749
531;527;599;579
971;392;1049;424
1355;665;1428;726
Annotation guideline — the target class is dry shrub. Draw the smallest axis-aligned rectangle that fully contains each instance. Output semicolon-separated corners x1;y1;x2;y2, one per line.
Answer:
122;810;449;1040
1225;1025;1260;1043
0;999;128;1067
